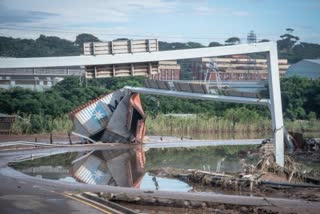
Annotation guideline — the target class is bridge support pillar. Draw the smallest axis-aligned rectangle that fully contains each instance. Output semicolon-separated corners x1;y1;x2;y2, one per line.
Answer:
268;43;284;167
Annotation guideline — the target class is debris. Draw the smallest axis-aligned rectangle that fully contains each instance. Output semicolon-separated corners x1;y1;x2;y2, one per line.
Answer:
69;89;146;144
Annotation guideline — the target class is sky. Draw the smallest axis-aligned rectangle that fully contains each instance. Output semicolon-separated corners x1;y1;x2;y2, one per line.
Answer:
0;0;319;45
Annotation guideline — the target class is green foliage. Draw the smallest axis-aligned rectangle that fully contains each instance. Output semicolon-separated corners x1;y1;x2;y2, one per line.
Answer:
158;41;204;51
280;76;320;120
225;37;241;45
276;28;320;63
1;32;320;133
1;76;319;134
208;42;222;47
75;33;100;46
0;35;80;57
278;28;299;53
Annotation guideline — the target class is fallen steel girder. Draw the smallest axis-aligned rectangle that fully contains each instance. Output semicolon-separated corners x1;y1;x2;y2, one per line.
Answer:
124;86;271;106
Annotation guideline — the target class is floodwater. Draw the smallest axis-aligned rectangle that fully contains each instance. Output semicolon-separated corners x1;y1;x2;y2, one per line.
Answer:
10;145;258;193
153;130;272;140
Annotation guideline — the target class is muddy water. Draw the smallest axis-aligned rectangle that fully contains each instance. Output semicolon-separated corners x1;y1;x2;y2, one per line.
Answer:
10;145;257;193
154;130;272;140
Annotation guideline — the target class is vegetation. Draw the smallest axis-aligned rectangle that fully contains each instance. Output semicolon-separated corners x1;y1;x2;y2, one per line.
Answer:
0;35;80;57
0;75;319;134
225;37;241;45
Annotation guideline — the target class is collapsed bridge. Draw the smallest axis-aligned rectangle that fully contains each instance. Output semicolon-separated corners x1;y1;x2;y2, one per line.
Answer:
0;41;284;166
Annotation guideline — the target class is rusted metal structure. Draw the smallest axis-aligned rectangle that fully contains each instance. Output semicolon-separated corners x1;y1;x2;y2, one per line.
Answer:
69;89;146;144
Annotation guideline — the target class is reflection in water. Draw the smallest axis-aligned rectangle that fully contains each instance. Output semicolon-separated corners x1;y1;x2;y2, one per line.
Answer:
71;147;146;188
12;145;259;192
154;130;272;140
141;173;191;192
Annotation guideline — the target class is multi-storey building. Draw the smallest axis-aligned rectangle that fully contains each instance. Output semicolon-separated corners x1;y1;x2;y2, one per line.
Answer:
151;61;181;80
191;55;289;81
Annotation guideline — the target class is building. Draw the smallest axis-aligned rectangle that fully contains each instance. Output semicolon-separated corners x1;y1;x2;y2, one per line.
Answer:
0;66;83;90
151;61;181;80
286;59;320;79
191;55;289;81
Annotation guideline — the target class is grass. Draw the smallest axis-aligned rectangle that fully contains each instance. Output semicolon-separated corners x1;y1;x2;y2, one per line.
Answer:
12;114;73;134
10;113;320;136
146;114;272;135
146;114;320;136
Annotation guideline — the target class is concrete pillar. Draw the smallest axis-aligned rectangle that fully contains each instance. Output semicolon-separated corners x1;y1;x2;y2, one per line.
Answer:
267;43;284;167
47;77;52;87
10;80;15;88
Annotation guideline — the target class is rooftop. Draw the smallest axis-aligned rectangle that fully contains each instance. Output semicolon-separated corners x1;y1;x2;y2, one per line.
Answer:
305;59;320;65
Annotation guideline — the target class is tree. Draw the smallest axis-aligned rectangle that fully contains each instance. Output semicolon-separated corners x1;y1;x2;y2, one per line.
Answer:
225;37;241;45
208;42;222;47
277;28;299;52
259;39;270;43
75;33;100;47
286;28;294;34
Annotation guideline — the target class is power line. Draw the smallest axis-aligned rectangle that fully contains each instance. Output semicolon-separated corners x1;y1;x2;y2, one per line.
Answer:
0;26;278;41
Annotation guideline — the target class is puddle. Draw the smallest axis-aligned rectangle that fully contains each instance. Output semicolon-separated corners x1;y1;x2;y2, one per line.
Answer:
10;145;258;193
146;145;259;172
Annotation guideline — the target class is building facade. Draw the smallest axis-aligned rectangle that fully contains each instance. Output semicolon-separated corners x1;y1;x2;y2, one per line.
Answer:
0;67;83;90
151;61;180;80
191;55;289;81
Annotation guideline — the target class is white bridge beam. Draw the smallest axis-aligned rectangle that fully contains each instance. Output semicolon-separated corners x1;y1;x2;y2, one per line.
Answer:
124;86;271;106
1;42;271;69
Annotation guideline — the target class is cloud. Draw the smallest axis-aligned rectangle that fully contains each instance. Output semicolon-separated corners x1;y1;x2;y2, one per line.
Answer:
0;0;177;25
0;8;58;24
193;6;250;17
0;0;180;40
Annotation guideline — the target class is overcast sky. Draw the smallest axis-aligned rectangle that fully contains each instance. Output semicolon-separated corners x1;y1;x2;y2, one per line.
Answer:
0;0;319;45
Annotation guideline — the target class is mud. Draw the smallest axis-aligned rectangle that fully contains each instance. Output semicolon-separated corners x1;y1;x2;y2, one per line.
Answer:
147;151;320;202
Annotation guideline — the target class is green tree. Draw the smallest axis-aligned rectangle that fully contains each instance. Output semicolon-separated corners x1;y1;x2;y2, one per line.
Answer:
277;28;299;53
74;33;101;50
208;42;222;47
225;37;241;45
259;39;270;43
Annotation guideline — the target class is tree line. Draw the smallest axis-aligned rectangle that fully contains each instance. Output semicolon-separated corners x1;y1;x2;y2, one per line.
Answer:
1;29;320;63
1;76;319;121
